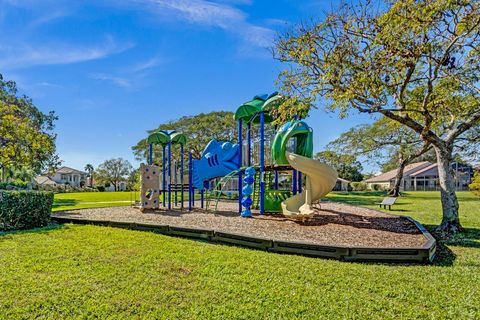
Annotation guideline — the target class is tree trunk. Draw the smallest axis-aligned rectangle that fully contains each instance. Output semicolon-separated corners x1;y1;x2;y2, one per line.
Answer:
434;145;462;234
390;158;408;197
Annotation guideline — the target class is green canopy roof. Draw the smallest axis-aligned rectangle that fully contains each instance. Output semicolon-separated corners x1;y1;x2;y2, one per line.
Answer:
262;93;284;112
234;97;276;124
234;98;264;121
170;132;187;145
147;131;170;146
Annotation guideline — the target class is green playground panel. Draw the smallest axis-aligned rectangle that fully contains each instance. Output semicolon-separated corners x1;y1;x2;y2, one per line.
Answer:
264;190;292;213
271;120;314;165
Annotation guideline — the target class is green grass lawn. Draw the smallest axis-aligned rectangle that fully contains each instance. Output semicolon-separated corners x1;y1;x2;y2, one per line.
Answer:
1;191;478;318
53;191;202;211
53;191;140;211
326;191;480;228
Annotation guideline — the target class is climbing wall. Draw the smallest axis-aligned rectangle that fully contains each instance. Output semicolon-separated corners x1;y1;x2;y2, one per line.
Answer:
140;163;161;211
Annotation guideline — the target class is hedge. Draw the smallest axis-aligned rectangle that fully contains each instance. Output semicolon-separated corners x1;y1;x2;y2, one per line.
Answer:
0;191;54;231
0;180;29;190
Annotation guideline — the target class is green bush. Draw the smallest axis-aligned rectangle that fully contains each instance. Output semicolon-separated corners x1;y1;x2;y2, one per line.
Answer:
0;180;29;190
0;191;53;231
469;172;480;196
96;186;105;192
351;182;367;191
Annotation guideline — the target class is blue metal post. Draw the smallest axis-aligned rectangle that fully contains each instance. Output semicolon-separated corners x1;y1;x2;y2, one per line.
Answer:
238;119;243;214
162;146;166;207
259;112;265;214
274;170;279;190
247;122;251;167
292;169;297;195
149;143;153;165
292;116;298;195
181;144;184;209
168;142;172;210
298;171;302;193
192;187;195;208
174;160;178;207
273;125;279;190
188;152;192;211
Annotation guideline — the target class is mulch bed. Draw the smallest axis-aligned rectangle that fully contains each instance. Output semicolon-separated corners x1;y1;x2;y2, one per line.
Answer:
54;201;426;248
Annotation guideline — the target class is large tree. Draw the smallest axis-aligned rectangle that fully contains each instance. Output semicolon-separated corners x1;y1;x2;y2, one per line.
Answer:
96;158;133;191
327;117;432;196
132;111;237;163
275;0;480;233
0;74;58;181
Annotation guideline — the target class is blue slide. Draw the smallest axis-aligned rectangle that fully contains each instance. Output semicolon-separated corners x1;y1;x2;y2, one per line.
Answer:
192;139;241;190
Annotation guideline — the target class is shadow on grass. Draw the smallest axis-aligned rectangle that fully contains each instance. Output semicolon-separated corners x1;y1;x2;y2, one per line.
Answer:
423;226;480;266
442;228;480;249
52;198;78;209
0;223;67;239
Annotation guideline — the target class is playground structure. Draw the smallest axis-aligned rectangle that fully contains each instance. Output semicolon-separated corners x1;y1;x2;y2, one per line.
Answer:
118;92;437;262
140;130;187;212
139;92;338;219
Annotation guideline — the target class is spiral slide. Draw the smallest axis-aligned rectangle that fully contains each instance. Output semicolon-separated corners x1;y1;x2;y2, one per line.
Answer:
281;152;338;219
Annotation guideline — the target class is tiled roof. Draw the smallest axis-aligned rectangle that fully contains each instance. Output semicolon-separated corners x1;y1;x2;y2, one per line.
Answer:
55;166;87;175
34;176;57;185
410;163;438;177
364;161;432;183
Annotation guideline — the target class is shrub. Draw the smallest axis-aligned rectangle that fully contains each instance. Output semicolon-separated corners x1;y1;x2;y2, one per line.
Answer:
469;172;480;196
372;184;381;191
351;182;367;191
0;180;29;190
96;185;105;192
0;191;53;231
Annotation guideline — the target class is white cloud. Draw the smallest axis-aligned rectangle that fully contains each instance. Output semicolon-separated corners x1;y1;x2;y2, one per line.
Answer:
0;37;135;69
28;9;70;27
90;55;162;88
90;73;131;88
138;0;244;28
128;0;274;49
35;81;62;88
130;56;162;72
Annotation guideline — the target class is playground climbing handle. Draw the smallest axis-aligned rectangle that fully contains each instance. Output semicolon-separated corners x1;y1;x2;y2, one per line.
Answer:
281;152;338;219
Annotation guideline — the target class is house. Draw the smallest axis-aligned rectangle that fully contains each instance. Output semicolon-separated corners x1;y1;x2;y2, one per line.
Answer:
364;161;474;191
34;175;58;187
105;182;128;192
333;177;351;191
35;166;87;188
85;177;128;191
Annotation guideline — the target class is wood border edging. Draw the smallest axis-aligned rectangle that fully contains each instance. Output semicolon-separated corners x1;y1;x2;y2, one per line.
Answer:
51;216;436;263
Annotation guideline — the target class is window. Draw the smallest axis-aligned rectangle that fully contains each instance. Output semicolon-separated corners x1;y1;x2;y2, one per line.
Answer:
61;174;67;180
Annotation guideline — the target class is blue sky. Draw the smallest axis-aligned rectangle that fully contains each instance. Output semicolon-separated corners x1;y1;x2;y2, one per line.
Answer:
1;0;376;172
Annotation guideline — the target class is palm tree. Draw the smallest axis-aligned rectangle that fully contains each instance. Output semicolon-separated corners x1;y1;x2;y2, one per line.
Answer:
84;164;94;187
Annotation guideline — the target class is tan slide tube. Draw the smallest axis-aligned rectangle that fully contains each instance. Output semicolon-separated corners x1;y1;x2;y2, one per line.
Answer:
281;152;338;219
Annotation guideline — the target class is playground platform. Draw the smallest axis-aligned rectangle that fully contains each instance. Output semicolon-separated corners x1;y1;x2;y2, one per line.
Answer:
52;201;436;263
